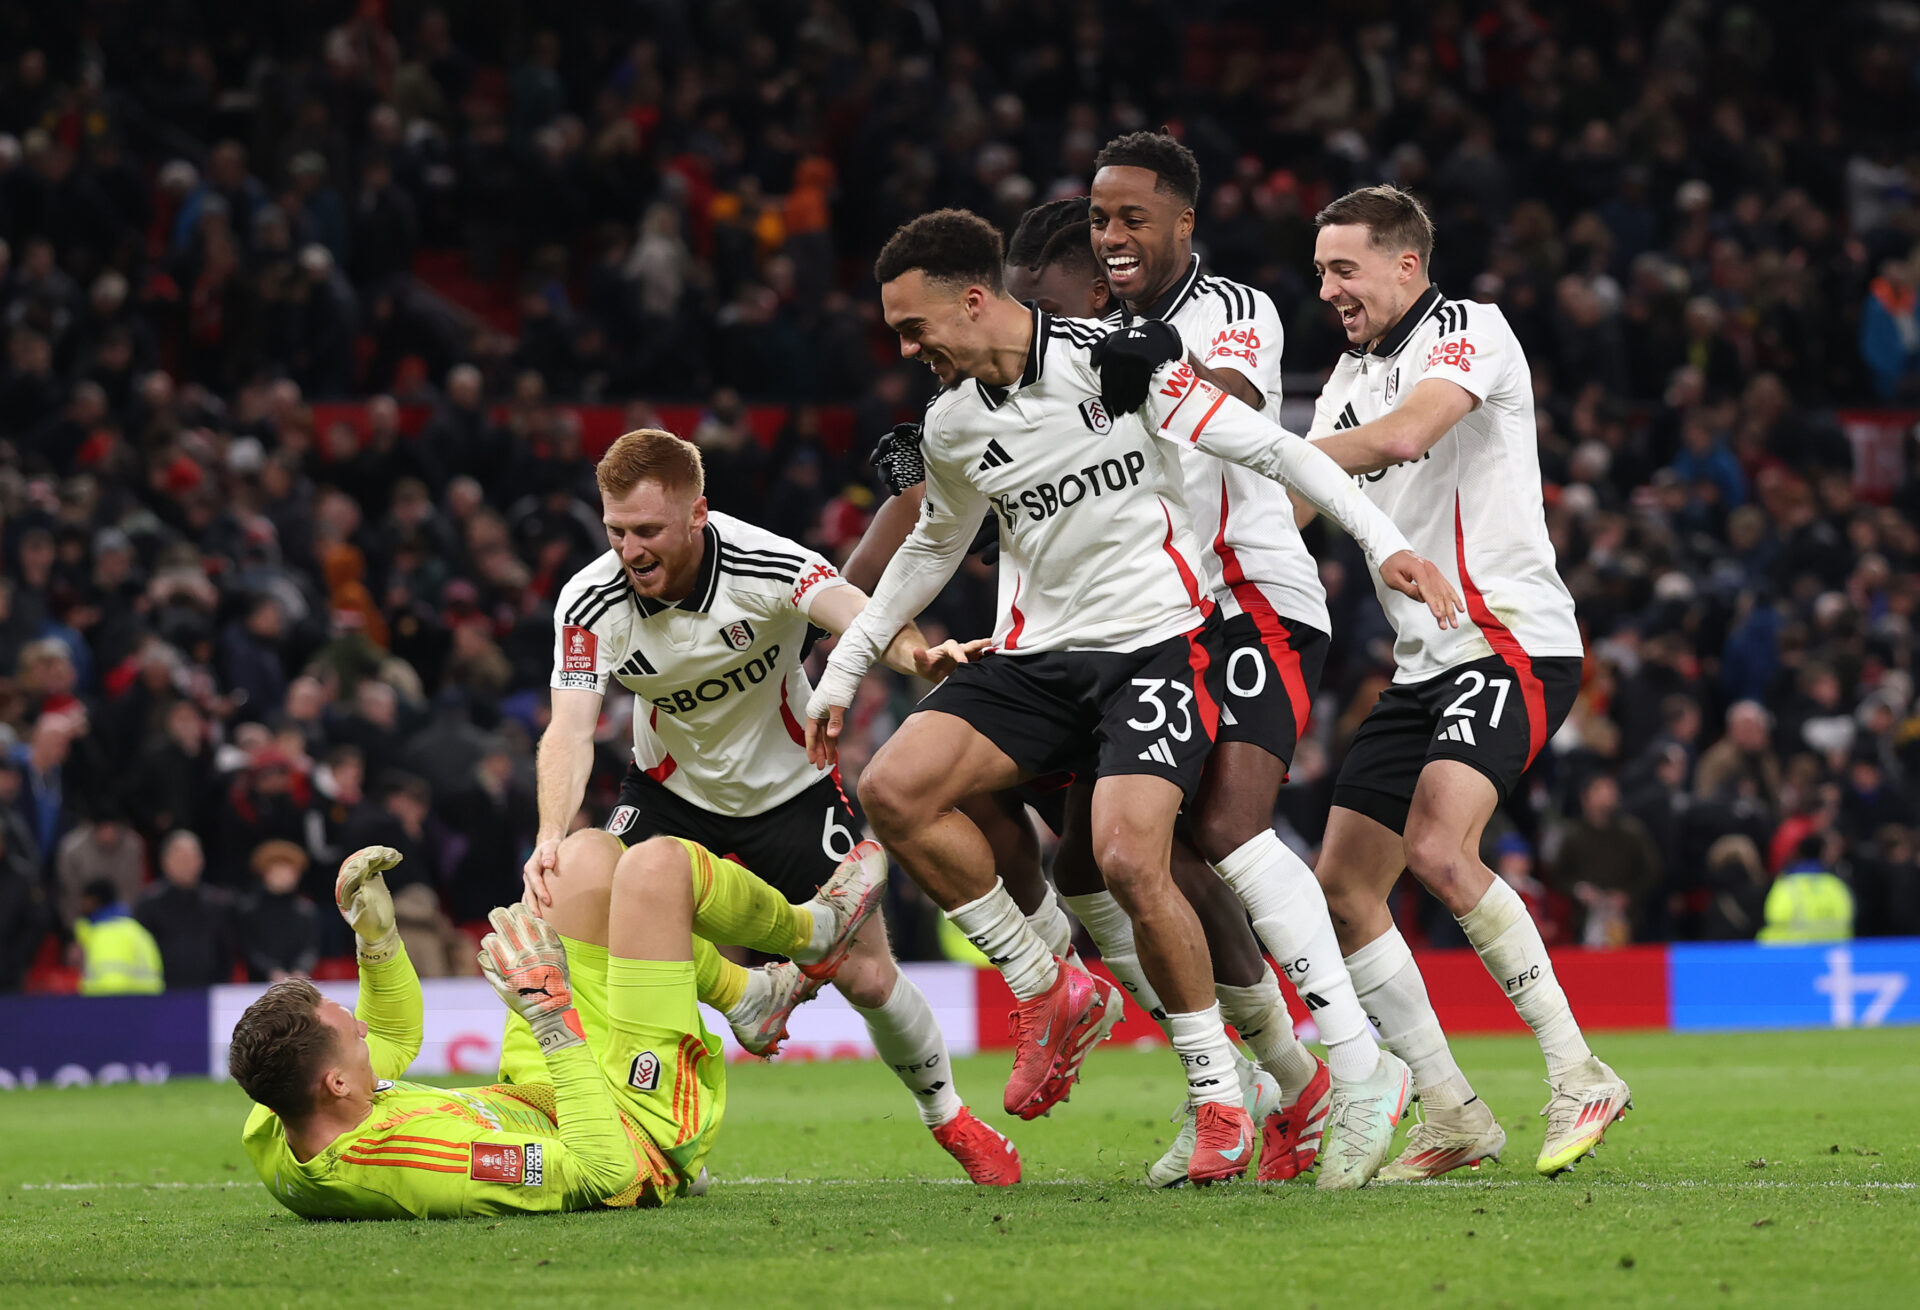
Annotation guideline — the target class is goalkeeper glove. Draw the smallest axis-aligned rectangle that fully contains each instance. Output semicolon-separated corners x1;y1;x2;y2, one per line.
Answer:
870;423;927;496
478;905;586;1055
1088;320;1184;416
336;845;402;965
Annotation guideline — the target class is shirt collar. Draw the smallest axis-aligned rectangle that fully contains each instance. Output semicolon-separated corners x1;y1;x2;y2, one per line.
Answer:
977;304;1048;410
1139;253;1204;322
1354;285;1443;360
633;522;722;616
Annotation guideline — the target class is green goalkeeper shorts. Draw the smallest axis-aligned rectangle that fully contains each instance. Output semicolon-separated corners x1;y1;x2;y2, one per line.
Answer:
499;935;727;1196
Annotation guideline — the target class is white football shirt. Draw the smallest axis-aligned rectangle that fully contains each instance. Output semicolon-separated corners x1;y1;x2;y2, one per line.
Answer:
816;308;1415;706
549;511;848;816
1106;255;1330;634
1306;286;1583;683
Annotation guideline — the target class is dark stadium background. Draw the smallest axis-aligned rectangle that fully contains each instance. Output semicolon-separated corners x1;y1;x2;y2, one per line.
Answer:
2;0;1918;994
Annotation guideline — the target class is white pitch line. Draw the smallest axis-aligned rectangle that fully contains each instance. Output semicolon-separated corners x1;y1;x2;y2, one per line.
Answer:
21;1177;1915;1193
20;1181;255;1191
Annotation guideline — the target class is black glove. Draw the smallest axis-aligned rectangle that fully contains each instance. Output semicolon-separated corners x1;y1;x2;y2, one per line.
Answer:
1087;320;1184;416
869;423;926;496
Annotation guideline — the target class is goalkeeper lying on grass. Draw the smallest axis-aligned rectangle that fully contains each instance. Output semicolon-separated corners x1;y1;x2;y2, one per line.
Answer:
233;836;885;1219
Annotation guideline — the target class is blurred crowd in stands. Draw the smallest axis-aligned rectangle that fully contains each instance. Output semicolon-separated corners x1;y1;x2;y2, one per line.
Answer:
4;0;1920;991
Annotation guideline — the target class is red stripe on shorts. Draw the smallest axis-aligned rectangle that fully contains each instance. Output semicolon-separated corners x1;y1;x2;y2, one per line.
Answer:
1453;494;1546;767
1184;622;1221;742
1211;478;1310;737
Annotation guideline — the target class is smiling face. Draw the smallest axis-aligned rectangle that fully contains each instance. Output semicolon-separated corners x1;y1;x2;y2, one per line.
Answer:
1089;164;1193;307
1314;223;1428;349
881;269;995;386
603;477;709;601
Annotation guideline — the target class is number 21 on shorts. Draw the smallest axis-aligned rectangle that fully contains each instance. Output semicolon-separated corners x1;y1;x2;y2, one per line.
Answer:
1437;668;1510;747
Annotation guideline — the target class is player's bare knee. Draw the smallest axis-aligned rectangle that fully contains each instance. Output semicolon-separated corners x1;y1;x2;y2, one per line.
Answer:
1404;828;1471;904
1095;840;1165;913
857;767;922;843
556;827;623;885
615;835;692;898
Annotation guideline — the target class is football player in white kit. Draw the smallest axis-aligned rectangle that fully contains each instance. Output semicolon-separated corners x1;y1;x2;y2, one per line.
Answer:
521;428;1022;1185
807;209;1456;1185
1135;186;1632;1180
1077;132;1401;1189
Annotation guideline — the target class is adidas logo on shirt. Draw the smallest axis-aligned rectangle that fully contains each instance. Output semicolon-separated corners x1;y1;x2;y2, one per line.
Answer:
1438;718;1477;745
978;439;1014;470
1331;402;1360;431
1137;738;1178;766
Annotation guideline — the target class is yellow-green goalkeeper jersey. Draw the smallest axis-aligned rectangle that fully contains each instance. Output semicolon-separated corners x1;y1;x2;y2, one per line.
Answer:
241;947;675;1220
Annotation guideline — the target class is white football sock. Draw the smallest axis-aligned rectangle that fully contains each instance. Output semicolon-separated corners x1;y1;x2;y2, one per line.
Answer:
1344;927;1475;1108
853;972;963;1128
1214;831;1374;1061
1457;878;1592;1081
1025;889;1075;960
948;879;1057;1000
1216;969;1322;1099
723;967;771;1026
1061;890;1172;1036
1167;1005;1241;1107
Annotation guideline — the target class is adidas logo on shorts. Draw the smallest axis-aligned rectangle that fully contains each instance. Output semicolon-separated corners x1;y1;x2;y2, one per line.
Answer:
1137;738;1177;766
1437;719;1477;745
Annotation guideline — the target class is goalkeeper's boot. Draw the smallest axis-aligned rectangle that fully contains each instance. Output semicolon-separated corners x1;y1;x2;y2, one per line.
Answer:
728;961;822;1058
795;841;888;983
1377;1096;1506;1181
1258;1054;1332;1182
1315;1049;1412;1191
1187;1102;1256;1186
1536;1057;1631;1177
931;1108;1021;1186
1002;958;1121;1120
1148;1050;1279;1187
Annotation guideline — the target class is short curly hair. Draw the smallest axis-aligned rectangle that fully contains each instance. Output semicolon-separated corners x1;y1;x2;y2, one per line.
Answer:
1093;131;1200;208
228;978;337;1119
874;208;1006;292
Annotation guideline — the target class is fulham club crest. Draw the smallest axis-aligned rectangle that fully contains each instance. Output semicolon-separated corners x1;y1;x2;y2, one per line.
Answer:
1384;368;1401;405
1078;397;1113;434
719;619;755;651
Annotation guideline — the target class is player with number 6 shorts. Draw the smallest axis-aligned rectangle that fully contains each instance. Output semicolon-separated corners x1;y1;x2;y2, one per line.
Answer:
1140;184;1631;1182
522;428;1021;1185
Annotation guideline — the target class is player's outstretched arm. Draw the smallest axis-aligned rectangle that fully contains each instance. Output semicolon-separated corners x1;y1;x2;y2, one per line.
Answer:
806;451;985;767
478;906;637;1205
1145;362;1464;629
335;845;423;1077
802;580;967;683
1311;378;1475;475
525;687;603;908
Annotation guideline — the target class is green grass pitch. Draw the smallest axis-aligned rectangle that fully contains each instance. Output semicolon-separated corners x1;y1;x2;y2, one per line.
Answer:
3;1029;1916;1308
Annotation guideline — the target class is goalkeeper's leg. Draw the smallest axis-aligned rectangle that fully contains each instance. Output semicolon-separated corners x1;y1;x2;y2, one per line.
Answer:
616;834;1017;1184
